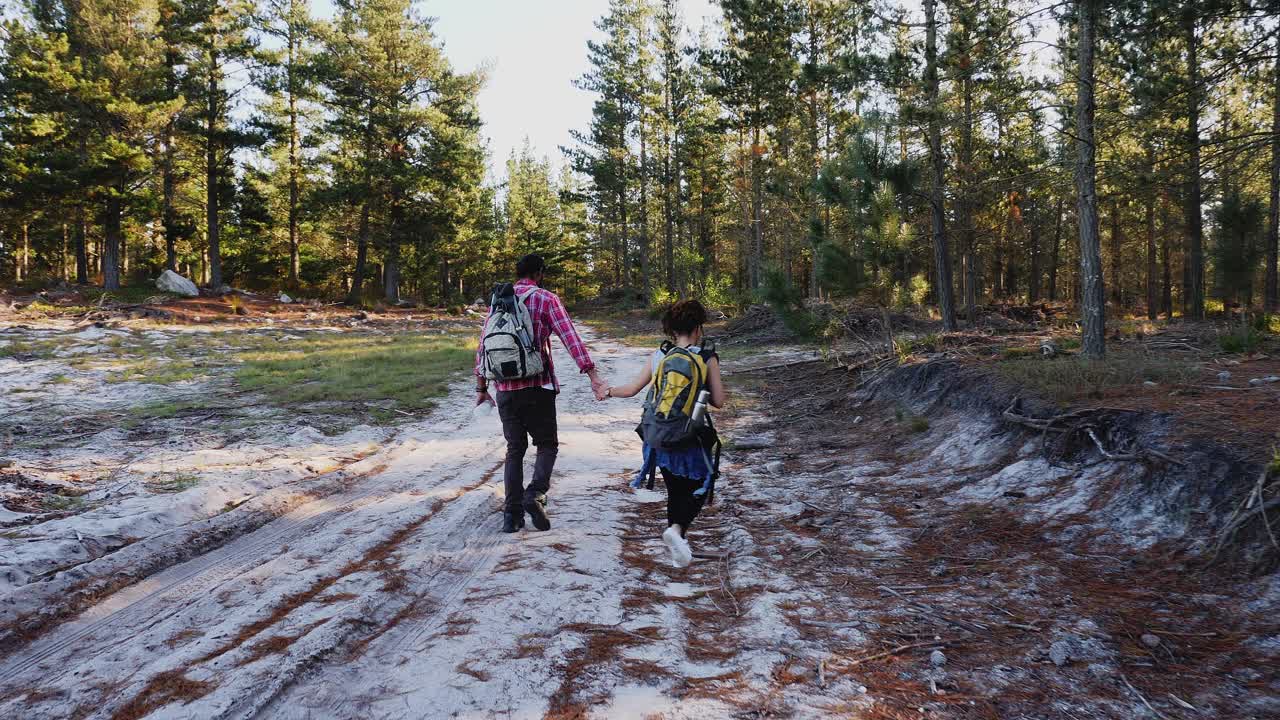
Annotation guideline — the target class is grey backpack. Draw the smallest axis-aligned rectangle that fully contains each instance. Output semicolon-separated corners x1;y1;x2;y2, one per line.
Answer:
481;283;546;381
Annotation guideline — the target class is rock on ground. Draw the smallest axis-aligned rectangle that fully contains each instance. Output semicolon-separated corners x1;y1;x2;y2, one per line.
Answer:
155;269;198;297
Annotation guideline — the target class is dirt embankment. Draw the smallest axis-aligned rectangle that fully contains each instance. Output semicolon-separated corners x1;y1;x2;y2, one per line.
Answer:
719;354;1278;718
864;359;1275;571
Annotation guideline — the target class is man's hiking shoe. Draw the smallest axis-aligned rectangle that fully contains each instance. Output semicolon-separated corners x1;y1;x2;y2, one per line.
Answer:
524;493;551;531
502;511;524;533
662;525;693;568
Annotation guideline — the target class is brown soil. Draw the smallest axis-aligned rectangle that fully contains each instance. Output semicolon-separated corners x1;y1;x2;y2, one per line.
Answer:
716;359;1277;718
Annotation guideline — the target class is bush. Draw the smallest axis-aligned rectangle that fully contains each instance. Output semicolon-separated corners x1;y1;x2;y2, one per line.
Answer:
761;267;816;338
1219;327;1263;354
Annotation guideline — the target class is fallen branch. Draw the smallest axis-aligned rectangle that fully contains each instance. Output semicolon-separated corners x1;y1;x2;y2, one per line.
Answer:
800;619;864;629
879;586;988;633
1214;469;1280;557
1120;672;1172;720
1085;428;1142;462
1002;398;1182;466
845;640;951;667
718;553;741;617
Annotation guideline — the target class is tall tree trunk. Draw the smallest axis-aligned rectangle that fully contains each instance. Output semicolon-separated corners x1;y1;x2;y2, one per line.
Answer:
807;8;821;298
924;0;957;330
617;114;630;287
639;105;651;296
206;48;222;290
1183;7;1205;319
385;171;402;304
662;44;677;295
75;208;88;284
287;13;301;284
162;35;179;273
699;176;714;283
1028;199;1042;303
103;190;123;290
1146;152;1158;320
1109;197;1122;305
1049;197;1063;301
61;223;69;282
1267;28;1280;314
348;201;370;305
121;220;129;279
960;73;977;322
18;223;29;282
750;124;764;290
162;129;178;272
384;235;400;303
1075;0;1106;358
1161;194;1173;316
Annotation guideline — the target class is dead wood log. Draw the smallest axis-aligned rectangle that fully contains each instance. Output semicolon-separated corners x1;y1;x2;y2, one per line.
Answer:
726;357;824;375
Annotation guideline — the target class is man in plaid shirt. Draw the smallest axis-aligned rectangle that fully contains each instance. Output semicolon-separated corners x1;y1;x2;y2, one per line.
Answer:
475;254;607;533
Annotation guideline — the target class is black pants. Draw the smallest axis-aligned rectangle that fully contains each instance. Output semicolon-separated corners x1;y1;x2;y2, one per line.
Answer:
662;468;706;535
497;388;558;513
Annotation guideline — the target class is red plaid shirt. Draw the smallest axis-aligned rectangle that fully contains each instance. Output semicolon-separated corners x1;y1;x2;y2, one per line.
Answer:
475;279;595;393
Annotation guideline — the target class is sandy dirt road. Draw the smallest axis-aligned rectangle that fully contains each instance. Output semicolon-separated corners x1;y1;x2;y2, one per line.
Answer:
0;332;704;719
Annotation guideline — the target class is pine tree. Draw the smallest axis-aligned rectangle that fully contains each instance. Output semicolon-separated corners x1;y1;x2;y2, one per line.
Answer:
1212;189;1265;308
321;0;457;304
19;0;176;289
571;0;647;288
185;0;257;289
257;0;320;284
706;0;799;291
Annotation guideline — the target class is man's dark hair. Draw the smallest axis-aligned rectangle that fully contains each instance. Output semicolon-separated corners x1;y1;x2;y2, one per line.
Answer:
516;254;546;279
662;299;708;337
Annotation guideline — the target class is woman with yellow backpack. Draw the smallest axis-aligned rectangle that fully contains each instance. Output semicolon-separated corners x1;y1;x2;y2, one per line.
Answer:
602;300;728;568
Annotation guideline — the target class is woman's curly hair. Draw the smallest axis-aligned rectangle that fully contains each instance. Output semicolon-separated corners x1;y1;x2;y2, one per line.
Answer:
662;299;708;338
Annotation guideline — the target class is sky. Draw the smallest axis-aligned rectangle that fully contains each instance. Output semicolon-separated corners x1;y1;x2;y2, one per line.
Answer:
315;0;720;180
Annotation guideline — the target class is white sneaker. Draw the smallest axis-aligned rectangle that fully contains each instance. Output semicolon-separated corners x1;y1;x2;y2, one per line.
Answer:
662;525;693;568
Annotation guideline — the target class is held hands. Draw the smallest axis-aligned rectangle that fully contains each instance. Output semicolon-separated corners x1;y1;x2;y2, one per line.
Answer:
588;370;609;401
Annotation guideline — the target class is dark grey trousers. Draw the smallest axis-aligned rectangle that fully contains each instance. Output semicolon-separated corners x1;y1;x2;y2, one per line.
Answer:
496;388;559;513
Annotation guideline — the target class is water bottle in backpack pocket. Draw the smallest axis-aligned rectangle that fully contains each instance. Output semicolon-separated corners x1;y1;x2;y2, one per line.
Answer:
481;283;546;381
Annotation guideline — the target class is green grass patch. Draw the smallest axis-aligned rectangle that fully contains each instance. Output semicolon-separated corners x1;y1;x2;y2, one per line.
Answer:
42;495;86;512
125;399;204;424
892;405;930;433
83;287;179;305
1002;346;1038;360
109;357;204;385
0;340;59;360
18;299;94;316
146;473;201;494
234;331;477;421
994;348;1198;404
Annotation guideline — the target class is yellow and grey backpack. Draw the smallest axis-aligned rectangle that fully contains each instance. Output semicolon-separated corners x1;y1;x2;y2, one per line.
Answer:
633;341;722;499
